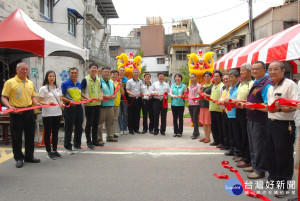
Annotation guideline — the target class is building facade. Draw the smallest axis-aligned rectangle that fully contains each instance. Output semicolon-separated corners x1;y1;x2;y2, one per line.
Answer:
0;0;117;90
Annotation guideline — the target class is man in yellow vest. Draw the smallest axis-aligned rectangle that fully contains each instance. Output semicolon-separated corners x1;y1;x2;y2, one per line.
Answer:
81;63;103;150
1;62;41;168
110;70;124;137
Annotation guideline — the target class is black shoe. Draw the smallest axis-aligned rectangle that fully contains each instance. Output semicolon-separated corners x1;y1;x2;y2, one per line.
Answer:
161;132;165;135
134;131;141;134
24;158;41;163
224;151;234;156
93;141;105;146
191;135;198;140
16;160;23;168
129;131;134;135
141;130;147;134
114;134;119;138
87;143;95;150
47;152;56;160
154;132;159;135
149;131;154;134
53;151;62;158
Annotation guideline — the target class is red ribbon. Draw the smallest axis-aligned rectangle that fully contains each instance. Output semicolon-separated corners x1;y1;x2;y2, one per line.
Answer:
2;95;298;115
122;93;169;108
214;161;271;201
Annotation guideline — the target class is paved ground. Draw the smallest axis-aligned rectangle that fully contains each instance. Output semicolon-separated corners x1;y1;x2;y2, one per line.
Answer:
0;125;296;201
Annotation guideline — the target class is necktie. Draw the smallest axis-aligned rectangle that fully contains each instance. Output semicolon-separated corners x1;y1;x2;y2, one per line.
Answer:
160;83;163;95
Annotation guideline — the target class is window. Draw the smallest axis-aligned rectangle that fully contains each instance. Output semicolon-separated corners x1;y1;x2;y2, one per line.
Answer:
176;51;189;60
68;14;76;35
157;58;165;64
67;8;84;37
109;46;118;52
40;0;52;21
284;21;297;30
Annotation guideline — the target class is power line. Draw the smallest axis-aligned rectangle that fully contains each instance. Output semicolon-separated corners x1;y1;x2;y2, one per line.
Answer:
109;2;246;26
0;2;246;26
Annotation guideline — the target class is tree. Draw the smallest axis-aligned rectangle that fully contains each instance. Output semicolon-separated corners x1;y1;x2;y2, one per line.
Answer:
134;48;146;80
179;64;189;86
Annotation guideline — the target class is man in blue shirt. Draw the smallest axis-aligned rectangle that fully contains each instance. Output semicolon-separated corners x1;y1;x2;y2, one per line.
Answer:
62;67;88;155
225;71;241;161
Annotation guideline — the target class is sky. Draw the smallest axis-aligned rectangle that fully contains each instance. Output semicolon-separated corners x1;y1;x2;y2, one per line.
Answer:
108;0;284;44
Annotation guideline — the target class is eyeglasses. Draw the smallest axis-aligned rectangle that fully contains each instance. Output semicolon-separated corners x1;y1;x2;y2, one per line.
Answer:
268;68;281;72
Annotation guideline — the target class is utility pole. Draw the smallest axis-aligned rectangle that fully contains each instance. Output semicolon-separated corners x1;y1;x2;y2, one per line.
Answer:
248;0;255;42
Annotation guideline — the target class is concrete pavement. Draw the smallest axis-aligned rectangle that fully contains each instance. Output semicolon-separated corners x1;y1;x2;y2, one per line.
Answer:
0;125;296;201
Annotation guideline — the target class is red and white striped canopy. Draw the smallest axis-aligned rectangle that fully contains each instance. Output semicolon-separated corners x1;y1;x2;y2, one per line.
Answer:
214;24;300;70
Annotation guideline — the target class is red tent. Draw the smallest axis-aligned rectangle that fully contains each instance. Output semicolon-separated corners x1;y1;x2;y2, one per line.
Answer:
0;8;87;64
214;24;300;72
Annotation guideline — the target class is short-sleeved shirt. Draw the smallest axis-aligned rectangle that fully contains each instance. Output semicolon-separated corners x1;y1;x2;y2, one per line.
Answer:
126;78;142;97
200;82;212;108
61;79;82;101
151;81;170;100
254;76;271;103
39;85;62;117
2;75;36;107
119;76;128;101
237;79;254;101
111;79;121;106
188;83;201;106
227;82;240;118
267;78;297;121
141;82;153;99
209;82;224;112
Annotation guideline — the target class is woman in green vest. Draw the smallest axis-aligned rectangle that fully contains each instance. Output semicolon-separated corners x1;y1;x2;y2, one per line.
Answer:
170;73;187;137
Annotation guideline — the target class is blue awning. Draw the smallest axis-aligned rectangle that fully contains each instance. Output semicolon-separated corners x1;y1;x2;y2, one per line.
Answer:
67;8;84;19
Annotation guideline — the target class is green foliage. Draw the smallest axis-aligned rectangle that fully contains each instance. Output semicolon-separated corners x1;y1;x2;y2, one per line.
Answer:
134;48;146;80
134;48;144;58
179;64;189;86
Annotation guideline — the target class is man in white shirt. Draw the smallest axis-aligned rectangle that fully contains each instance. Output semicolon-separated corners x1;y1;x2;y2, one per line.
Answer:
141;73;154;134
267;60;297;198
126;68;143;134
151;73;170;135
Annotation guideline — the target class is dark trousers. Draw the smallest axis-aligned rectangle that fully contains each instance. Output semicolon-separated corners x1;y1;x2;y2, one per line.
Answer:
210;111;223;144
171;106;184;134
85;105;101;144
118;101;128;131
236;109;250;162
64;104;83;150
153;99;168;133
221;111;230;148
10;110;35;161
228;118;238;155
247;120;268;175
188;105;200;136
266;120;295;189
43;116;61;153
142;99;154;132
128;97;142;132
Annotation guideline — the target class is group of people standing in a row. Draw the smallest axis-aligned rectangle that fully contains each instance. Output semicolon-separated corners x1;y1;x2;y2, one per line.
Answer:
1;61;299;199
0;62;173;167
182;60;299;199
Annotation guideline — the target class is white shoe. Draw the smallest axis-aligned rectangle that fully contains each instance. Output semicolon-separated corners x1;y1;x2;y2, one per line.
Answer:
124;130;128;135
76;147;85;153
66;149;74;155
